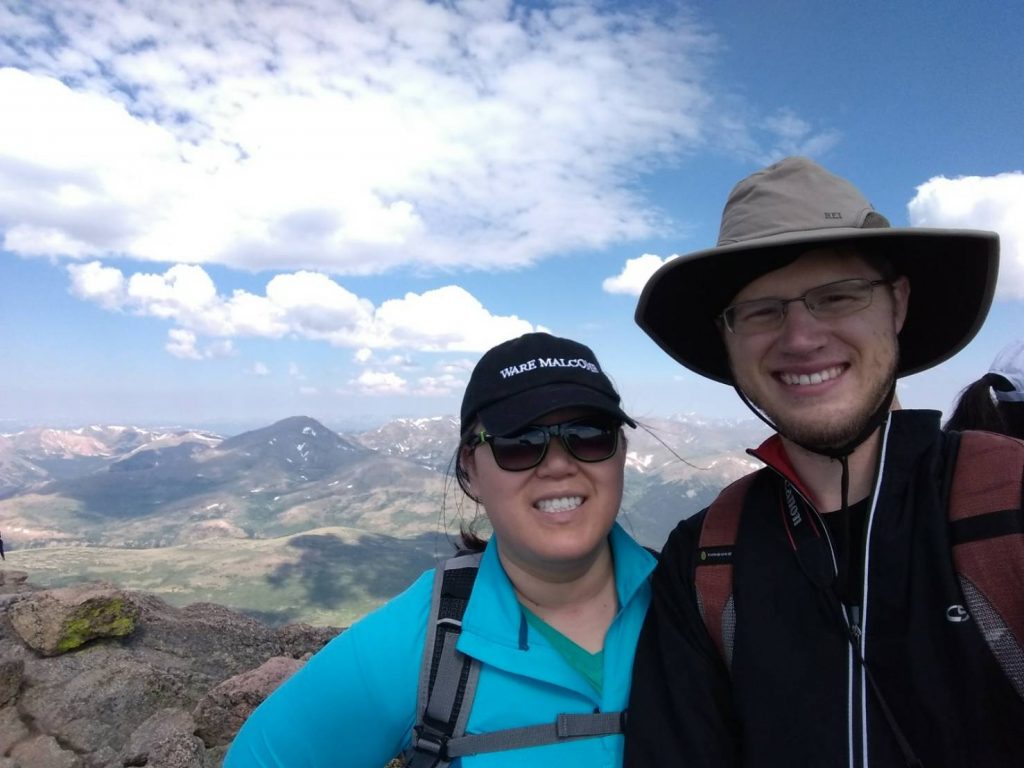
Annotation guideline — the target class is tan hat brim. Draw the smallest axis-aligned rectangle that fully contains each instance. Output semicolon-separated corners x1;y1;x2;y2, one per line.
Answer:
635;227;999;384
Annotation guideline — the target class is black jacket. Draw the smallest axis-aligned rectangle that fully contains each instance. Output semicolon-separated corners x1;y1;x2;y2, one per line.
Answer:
625;410;1024;767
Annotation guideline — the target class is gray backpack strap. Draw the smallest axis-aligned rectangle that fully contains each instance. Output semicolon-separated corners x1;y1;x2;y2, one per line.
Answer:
407;552;482;768
443;711;625;759
406;551;626;765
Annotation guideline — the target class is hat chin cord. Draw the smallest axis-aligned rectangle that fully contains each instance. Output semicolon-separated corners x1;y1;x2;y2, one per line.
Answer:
733;381;896;462
732;380;896;522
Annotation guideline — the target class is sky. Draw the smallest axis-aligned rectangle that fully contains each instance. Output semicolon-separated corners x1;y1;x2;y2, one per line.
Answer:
1;0;1022;434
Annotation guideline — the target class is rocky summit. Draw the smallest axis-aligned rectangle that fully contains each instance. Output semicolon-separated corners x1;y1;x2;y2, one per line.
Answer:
0;569;339;768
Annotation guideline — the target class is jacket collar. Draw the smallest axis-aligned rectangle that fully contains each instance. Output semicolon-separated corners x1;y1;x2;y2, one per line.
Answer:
748;409;944;504
460;523;654;648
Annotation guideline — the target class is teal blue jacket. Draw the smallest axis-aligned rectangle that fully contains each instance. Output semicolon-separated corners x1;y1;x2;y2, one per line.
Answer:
226;523;655;767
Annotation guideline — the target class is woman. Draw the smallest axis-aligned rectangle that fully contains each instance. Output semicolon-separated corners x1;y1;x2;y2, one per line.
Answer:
944;337;1024;437
225;332;655;767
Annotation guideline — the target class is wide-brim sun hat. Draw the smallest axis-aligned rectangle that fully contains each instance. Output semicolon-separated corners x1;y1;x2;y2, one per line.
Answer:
636;156;1000;384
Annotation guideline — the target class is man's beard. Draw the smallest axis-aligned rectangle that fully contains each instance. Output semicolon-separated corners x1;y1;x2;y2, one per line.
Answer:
748;351;899;454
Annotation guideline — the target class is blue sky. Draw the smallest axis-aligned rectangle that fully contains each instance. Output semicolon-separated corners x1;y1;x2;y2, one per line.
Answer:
1;0;1022;433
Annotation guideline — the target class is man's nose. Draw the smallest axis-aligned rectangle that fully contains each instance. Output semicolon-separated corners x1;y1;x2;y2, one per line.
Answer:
776;298;828;345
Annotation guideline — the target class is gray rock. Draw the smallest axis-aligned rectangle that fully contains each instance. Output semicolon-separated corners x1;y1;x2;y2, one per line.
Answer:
8;584;138;656
0;570;29;590
275;622;339;659
124;596;283;679
203;744;229;768
0;705;30;755
19;651;206;754
9;734;81;768
116;708;205;768
0;658;23;706
144;736;206;768
193;656;303;746
0;576;344;768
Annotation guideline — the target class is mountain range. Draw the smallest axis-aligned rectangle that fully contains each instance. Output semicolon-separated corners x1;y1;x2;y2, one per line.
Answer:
0;414;768;625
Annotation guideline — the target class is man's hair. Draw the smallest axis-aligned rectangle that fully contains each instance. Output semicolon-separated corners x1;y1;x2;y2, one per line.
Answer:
862;249;897;282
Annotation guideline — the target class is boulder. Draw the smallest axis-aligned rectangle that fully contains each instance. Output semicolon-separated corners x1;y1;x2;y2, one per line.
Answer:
193;656;304;746
18;650;208;754
115;708;206;768
8;584;138;656
0;576;344;767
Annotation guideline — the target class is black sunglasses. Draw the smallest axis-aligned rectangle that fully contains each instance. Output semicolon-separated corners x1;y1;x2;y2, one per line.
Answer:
467;418;621;472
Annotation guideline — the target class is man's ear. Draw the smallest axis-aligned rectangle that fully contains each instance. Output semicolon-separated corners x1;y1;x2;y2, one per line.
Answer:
891;275;910;333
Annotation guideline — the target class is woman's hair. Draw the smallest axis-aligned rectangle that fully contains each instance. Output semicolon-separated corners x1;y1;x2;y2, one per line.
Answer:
453;439;488;553
1004;402;1024;438
944;373;1024;438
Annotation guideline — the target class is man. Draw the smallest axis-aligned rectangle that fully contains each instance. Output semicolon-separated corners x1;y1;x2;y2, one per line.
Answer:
625;157;1024;767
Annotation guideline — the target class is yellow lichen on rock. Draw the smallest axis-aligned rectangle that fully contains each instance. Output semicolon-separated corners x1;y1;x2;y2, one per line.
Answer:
56;597;137;653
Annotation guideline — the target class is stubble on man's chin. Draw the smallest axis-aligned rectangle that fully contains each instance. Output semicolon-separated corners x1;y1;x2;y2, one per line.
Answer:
743;356;900;453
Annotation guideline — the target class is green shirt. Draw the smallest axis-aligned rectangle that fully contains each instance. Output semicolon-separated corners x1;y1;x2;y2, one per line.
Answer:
520;604;604;694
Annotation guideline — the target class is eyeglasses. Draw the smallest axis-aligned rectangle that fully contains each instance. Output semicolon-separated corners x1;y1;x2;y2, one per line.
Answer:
719;278;892;335
466;418;621;472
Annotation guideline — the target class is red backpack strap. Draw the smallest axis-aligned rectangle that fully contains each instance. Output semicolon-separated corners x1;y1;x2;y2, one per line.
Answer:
948;431;1024;651
695;472;757;665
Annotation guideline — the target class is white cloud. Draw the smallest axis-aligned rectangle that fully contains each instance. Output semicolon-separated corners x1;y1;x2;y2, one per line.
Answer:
204;339;235;358
712;107;840;166
414;373;466;397
251;362;270;376
72;262;539;355
67;260;125;309
371;285;533;351
603;253;677;296
166;329;200;360
127;264;218;320
0;0;725;273
759;110;840;161
251;271;375;346
165;328;234;360
908;171;1024;300
439;359;477;375
354;370;408;395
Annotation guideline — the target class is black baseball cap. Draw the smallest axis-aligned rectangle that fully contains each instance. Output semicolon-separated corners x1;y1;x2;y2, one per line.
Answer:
460;332;635;437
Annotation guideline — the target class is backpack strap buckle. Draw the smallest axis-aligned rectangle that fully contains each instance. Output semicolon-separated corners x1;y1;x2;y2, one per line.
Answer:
412;721;451;760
